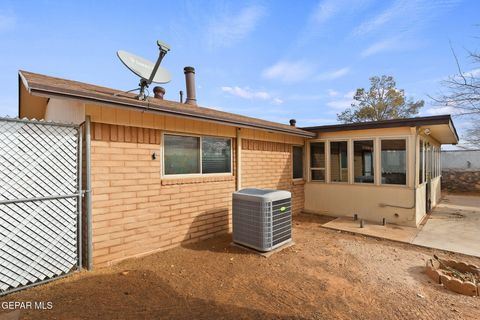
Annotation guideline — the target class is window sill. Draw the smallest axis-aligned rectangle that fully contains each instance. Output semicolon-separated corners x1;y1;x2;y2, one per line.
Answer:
161;175;234;186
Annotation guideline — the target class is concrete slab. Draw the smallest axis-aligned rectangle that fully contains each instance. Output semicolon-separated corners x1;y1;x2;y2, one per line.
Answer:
412;194;480;257
322;217;419;243
230;241;295;258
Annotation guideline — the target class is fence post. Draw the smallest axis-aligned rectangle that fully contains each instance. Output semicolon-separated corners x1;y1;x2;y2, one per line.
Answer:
85;116;93;270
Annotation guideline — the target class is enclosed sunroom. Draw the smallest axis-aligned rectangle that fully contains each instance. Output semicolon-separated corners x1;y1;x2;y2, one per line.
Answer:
301;115;459;227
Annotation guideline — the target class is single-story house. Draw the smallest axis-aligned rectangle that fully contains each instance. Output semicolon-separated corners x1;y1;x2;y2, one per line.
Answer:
17;69;458;268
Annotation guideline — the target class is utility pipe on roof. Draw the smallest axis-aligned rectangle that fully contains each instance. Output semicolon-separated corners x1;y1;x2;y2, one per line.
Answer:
184;66;197;105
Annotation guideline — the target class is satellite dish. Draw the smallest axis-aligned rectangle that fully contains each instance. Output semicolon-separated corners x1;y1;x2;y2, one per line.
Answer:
116;40;172;100
117;50;171;83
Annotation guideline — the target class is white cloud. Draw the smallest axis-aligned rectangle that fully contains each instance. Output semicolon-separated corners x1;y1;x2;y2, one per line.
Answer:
326;90;355;110
360;38;398;57
355;0;461;58
317;67;350;80
353;0;461;37
327;89;339;97
262;60;314;83
326;99;353;110
221;86;283;105
0;12;15;32
272;98;284;105
312;0;338;24
463;68;480;78
206;5;265;49
287;94;325;101
424;106;460;116
311;0;372;24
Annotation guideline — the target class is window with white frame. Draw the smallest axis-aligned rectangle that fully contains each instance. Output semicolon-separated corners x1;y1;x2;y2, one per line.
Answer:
292;146;304;179
419;140;424;185
381;139;407;185
353;140;374;183
163;134;231;176
310;142;325;181
330;141;348;182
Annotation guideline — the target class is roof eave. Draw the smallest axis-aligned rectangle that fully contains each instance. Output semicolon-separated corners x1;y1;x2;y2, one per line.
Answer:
27;86;315;138
301;115;459;144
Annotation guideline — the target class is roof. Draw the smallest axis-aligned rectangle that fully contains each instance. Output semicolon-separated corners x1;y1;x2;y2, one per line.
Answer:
18;70;315;138
302;115;459;144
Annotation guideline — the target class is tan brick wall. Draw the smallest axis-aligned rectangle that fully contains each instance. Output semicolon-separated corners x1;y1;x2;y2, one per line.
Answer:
88;124;305;267
241;139;305;215
90;138;235;267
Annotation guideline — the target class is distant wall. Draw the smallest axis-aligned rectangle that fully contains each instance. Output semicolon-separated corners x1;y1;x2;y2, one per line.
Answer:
441;150;480;170
441;150;480;193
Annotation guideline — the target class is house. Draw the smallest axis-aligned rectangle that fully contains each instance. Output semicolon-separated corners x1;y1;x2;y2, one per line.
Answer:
302;117;458;227
17;69;458;268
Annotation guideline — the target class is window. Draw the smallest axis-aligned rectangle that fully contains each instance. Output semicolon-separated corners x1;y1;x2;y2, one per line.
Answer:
164;134;231;175
164;135;200;175
330;141;348;182
426;143;431;180
381;139;406;185
310;142;325;181
202;137;231;174
419;140;424;185
292;146;304;179
354;140;374;183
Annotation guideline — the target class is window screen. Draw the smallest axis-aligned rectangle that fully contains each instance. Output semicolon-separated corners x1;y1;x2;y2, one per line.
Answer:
354;140;374;183
419;140;424;184
293;146;303;179
202;137;231;174
381;139;406;185
330;141;348;182
164;135;200;175
310;142;325;181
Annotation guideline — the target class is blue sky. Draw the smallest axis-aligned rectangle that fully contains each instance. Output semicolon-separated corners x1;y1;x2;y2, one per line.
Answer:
0;0;478;143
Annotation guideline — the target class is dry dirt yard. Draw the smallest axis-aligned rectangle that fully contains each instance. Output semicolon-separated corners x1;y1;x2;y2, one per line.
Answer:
1;214;479;320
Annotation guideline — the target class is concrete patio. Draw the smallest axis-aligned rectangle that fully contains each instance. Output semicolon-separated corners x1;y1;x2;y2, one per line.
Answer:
322;193;480;257
412;194;480;257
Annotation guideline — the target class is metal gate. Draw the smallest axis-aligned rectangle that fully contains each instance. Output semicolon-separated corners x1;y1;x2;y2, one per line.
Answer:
0;117;81;295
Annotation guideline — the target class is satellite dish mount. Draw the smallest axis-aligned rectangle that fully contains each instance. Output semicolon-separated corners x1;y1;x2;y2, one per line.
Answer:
117;40;172;100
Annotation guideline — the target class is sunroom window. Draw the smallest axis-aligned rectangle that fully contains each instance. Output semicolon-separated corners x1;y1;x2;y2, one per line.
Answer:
310;142;325;181
381;139;406;185
330;141;348;182
354;140;374;183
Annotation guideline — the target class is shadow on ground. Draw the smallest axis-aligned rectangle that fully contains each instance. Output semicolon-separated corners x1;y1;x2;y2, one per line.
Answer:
0;270;306;320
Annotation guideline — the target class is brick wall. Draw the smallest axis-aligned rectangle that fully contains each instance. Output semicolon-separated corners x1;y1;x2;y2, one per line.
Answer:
241;139;305;215
90;135;235;267
88;124;305;267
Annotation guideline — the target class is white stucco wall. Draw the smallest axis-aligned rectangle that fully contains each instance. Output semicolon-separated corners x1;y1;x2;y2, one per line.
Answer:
441;150;480;171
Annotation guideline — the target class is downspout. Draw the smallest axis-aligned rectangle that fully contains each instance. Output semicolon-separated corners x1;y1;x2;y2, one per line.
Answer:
236;128;242;191
85;116;93;270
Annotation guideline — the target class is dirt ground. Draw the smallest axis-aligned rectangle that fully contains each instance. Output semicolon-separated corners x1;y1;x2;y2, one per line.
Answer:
1;214;479;320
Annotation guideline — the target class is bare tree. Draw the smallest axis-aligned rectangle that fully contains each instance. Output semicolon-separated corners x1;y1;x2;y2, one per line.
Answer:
433;49;480;116
432;44;480;148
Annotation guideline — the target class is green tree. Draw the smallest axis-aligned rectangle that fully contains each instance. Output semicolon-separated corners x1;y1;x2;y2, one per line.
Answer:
337;75;424;123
